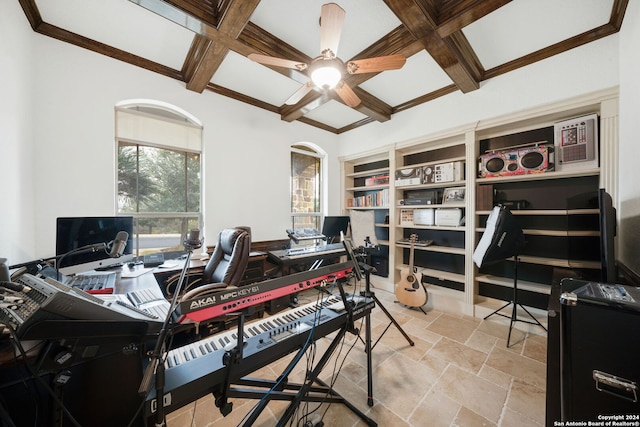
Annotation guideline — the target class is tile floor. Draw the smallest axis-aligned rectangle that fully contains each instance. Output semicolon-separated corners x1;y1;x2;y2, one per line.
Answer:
166;285;547;427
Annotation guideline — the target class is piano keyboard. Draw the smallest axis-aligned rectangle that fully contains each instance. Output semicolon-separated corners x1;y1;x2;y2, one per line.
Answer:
165;295;343;369
146;293;374;419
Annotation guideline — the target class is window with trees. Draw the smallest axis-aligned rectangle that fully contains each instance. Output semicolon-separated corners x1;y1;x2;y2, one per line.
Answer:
116;102;202;257
291;145;322;230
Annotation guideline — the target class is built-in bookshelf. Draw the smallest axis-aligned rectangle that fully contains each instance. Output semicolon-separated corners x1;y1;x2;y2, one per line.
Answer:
341;150;392;277
339;88;619;318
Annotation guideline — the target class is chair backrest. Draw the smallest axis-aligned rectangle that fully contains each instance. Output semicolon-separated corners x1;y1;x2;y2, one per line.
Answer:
203;228;250;287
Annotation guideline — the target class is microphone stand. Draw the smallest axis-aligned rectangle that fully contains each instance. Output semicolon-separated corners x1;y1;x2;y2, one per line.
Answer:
138;236;201;427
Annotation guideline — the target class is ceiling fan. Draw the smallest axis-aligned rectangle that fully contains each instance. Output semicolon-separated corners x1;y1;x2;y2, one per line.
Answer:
248;2;406;108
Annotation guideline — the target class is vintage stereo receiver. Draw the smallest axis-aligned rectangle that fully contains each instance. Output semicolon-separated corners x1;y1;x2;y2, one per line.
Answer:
399;198;430;206
414;209;435;226
395;167;422;186
398;189;437;206
423;161;464;184
479;144;554;178
435;208;463;227
554;113;599;171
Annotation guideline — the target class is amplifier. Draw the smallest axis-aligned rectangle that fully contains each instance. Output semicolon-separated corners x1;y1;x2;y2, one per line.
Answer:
395;167;422;186
424;161;464;183
414;209;435;226
435;208;463;227
479;144;554;178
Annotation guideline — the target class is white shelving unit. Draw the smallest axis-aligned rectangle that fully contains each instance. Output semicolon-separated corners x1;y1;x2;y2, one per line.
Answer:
339;88;619;318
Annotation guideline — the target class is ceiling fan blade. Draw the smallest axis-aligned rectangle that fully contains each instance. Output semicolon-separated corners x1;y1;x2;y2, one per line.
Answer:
285;82;314;105
346;54;406;74
248;53;308;71
319;3;345;58
334;81;361;108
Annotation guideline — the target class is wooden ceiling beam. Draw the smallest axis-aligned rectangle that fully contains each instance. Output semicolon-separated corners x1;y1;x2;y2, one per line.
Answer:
238;22;312;85
435;0;512;38
19;0;180;81
383;0;481;93
346;87;393;122
158;0;261;92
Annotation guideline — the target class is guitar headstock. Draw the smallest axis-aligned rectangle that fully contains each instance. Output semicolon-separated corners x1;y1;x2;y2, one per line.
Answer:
410;234;418;243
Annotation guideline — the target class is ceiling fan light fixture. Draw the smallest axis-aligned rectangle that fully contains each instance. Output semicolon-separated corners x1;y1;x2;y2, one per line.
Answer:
309;58;343;89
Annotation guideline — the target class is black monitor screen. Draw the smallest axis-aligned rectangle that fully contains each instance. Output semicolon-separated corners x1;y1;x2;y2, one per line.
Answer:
322;216;350;241
56;216;134;274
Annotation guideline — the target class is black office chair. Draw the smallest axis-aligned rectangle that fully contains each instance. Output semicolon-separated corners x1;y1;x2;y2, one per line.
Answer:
166;227;251;299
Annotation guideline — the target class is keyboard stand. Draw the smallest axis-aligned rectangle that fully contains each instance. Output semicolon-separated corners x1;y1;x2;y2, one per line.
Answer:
214;281;377;427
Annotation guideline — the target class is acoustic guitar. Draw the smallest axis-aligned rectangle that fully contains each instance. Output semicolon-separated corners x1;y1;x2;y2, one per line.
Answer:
395;234;428;308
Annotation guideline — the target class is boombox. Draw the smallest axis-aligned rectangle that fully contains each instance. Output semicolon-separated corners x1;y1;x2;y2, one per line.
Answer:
395;167;422;186
423;161;464;184
479;144;554;178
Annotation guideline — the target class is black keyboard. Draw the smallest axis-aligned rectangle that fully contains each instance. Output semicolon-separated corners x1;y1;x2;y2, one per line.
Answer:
68;272;117;291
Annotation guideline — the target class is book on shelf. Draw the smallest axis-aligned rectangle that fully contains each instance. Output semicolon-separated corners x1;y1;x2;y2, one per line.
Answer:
347;188;389;207
364;175;390;186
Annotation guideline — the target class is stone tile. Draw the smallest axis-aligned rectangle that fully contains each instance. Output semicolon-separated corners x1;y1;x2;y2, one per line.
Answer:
402;317;445;344
466;329;499;353
505;378;546;425
408;389;460;427
453;406;497;427
523;333;547;363
428;337;488;374
427;313;480;343
500;407;544;427
359;402;411;427
478;365;512;390
435;364;508;423
485;346;546;389
369;352;436;417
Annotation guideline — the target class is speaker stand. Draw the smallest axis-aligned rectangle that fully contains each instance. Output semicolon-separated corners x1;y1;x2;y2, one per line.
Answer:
483;256;547;347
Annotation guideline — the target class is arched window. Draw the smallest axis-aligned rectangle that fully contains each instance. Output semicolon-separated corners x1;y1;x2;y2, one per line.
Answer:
115;100;203;256
290;144;325;231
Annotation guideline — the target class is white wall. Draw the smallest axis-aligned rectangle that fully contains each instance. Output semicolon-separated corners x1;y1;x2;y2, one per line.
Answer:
0;1;36;263
618;0;640;277
1;1;341;265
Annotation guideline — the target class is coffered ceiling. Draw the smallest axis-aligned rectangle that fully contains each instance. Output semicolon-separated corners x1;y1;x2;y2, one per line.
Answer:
19;0;627;134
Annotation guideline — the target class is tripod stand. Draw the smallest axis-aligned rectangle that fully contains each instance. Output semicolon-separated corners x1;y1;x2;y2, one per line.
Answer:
483;256;547;347
357;260;415;406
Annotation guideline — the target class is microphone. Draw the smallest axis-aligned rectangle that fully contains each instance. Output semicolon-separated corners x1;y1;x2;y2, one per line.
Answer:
0;281;31;293
183;229;203;250
109;231;129;258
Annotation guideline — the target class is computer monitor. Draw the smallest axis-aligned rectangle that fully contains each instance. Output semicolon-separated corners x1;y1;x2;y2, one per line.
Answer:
322;216;350;242
598;189;617;283
567;189;617;283
56;216;134;275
